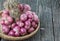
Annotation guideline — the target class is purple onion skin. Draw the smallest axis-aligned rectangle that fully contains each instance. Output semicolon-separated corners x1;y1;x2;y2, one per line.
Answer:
0;20;5;25
28;27;35;33
2;10;9;17
25;25;30;30
20;28;27;35
8;30;15;36
25;20;31;26
7;16;13;23
3;10;9;14
33;15;39;23
28;19;32;22
11;23;17;28
18;4;24;12
15;32;20;37
2;25;10;34
23;4;31;12
13;26;20;32
17;21;24;27
32;21;36;26
20;14;27;21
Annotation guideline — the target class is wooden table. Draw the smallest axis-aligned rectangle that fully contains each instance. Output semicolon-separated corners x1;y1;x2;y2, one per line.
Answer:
0;0;60;41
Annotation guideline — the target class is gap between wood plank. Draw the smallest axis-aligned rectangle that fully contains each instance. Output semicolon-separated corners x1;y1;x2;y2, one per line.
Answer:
51;3;55;41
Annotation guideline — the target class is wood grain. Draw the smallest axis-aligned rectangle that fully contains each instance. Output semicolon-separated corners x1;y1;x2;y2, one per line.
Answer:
52;0;60;41
40;0;54;41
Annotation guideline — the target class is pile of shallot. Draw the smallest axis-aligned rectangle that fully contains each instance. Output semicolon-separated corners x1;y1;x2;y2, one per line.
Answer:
0;4;39;37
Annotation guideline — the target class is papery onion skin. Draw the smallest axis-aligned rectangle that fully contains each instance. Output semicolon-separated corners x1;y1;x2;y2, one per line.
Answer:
20;28;27;35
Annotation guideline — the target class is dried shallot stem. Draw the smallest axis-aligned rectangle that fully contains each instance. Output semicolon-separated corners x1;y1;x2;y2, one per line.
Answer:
3;0;21;21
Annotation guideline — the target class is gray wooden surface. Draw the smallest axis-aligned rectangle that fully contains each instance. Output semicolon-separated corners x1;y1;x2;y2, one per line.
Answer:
0;0;60;41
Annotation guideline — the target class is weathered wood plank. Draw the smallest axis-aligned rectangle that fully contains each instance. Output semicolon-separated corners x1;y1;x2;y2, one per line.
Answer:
52;0;60;41
40;0;54;41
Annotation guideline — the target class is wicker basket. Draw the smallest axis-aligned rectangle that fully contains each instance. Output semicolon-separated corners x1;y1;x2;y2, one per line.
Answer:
0;11;40;41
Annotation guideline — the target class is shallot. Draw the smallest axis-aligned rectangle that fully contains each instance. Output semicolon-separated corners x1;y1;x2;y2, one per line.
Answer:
2;25;10;34
28;27;34;33
20;28;27;35
23;4;31;12
8;30;15;36
20;14;27;21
